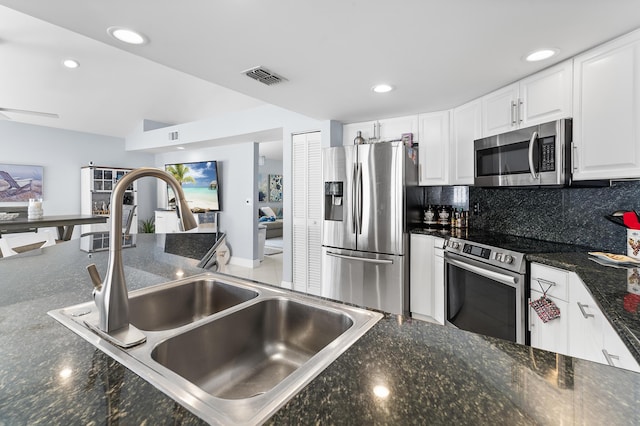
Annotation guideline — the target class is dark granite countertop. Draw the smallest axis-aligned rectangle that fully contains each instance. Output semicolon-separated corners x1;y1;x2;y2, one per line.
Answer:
411;227;640;364
2;234;640;425
528;252;640;365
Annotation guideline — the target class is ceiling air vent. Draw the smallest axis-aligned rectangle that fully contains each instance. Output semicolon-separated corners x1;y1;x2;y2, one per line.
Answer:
243;66;287;86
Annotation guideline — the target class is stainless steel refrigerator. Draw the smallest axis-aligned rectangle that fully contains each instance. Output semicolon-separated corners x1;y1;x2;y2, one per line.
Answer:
321;141;418;315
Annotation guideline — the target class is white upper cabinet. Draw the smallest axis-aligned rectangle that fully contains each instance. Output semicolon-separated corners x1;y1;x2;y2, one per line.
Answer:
572;29;640;180
342;115;418;146
519;61;573;127
418;111;451;186
482;83;520;137
482;61;573;137
451;99;482;185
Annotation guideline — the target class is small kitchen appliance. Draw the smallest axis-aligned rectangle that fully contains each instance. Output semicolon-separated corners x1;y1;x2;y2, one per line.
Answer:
474;119;571;187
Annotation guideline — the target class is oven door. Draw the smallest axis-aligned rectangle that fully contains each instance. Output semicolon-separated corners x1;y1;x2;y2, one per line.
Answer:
444;252;526;344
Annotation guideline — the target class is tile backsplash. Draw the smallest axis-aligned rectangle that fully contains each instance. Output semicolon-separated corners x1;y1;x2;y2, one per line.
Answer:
469;181;640;252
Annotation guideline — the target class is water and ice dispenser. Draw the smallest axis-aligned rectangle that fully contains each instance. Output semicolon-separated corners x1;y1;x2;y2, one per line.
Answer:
324;182;343;221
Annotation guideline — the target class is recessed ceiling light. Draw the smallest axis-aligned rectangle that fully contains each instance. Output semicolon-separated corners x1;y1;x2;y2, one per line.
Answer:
525;49;558;62
107;26;148;45
372;84;394;93
62;59;80;69
176;146;185;150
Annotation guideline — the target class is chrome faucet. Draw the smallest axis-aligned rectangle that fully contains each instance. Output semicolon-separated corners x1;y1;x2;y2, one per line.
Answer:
87;167;197;347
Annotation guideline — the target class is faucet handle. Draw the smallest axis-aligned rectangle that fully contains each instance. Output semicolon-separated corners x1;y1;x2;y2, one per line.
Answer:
87;264;102;291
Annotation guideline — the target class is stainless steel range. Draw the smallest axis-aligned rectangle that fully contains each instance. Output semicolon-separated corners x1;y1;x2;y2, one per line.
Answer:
443;235;528;344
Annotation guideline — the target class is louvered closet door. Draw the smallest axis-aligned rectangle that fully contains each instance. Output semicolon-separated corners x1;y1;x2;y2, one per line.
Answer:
292;132;322;295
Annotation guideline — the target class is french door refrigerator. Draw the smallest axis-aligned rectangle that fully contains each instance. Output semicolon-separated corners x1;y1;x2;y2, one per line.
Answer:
321;141;418;315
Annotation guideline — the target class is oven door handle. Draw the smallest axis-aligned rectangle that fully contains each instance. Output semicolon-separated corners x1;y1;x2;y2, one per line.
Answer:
446;256;519;286
528;131;539;180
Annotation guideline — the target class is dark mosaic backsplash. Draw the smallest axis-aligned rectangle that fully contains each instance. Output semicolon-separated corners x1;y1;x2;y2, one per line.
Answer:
469;181;640;252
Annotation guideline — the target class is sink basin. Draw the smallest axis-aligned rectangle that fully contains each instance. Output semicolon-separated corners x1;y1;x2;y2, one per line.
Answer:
49;272;382;425
129;278;258;331
152;298;353;399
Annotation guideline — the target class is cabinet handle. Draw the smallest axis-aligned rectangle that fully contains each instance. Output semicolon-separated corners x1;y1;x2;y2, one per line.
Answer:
602;349;620;366
534;278;557;287
518;99;524;123
511;101;517;126
572;144;578;172
577;302;594;319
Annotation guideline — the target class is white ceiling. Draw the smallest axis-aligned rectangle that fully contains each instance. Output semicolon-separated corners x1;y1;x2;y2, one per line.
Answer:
2;1;640;145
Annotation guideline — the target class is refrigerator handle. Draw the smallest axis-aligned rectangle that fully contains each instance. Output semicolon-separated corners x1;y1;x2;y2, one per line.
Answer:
326;251;394;265
351;164;358;233
357;162;363;234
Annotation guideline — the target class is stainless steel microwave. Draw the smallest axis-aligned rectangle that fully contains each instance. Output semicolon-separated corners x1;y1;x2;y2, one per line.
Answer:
474;119;571;187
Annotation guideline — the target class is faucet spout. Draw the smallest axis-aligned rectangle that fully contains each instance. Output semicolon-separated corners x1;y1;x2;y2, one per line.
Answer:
91;167;197;345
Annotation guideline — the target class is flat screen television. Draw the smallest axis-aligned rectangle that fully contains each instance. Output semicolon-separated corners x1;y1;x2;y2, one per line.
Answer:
165;161;220;212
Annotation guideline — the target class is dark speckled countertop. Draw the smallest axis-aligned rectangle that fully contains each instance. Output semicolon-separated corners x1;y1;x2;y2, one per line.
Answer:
2;234;640;425
412;227;640;363
528;252;640;364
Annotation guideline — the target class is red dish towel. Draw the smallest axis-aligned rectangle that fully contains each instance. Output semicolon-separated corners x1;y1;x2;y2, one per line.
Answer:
530;296;561;323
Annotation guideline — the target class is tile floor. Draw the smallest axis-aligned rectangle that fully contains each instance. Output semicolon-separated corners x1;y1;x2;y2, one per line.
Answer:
222;252;283;287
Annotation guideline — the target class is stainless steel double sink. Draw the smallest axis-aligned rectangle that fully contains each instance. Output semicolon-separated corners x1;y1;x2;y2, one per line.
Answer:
49;272;382;425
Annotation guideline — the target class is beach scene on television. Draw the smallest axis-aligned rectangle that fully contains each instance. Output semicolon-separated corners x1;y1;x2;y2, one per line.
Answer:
165;161;220;212
0;164;43;202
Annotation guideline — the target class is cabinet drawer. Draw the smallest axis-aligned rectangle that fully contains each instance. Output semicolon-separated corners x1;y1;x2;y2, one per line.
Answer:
530;263;569;301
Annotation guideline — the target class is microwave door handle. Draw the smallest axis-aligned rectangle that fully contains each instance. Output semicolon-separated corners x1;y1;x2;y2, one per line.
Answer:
528;131;539;180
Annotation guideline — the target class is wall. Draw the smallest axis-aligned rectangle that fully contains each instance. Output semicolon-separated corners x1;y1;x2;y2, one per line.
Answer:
129;104;342;286
469;181;640;252
258;158;283;217
0;121;155;236
155;142;258;266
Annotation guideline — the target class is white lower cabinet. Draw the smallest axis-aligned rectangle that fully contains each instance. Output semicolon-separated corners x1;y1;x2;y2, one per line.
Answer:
530;262;640;372
410;234;444;324
529;264;570;355
529;289;569;355
568;274;605;364
433;245;445;324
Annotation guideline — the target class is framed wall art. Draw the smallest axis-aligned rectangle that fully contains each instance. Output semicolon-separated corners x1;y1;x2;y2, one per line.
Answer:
269;174;283;202
0;164;43;203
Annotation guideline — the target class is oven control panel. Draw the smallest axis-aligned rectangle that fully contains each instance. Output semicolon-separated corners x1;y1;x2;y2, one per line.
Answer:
462;243;491;259
444;236;526;273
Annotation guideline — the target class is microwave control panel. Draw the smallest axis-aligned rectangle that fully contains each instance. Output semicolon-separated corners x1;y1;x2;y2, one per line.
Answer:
539;136;556;172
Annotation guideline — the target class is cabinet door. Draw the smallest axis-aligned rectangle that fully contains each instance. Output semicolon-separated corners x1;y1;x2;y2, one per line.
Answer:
529;290;569;355
451;99;482;185
410;234;434;318
481;83;519;137
342;121;375;146
568;275;604;363
433;246;445;325
343;116;419;145
418;111;450;185
378;115;419;142
601;319;640;372
519;60;573;128
573;30;640;180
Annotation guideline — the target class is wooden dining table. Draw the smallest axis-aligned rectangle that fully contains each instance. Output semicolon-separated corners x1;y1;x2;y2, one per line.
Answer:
0;215;108;241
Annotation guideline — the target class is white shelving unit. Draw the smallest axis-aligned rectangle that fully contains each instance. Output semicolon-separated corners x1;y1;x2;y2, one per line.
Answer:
80;166;138;237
